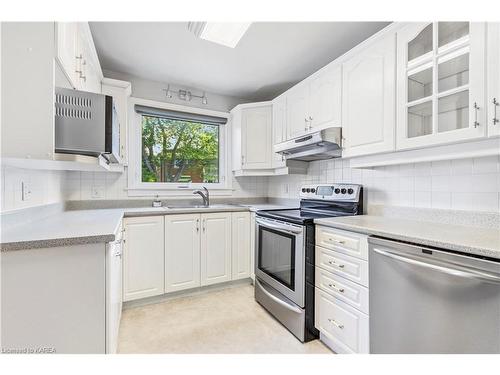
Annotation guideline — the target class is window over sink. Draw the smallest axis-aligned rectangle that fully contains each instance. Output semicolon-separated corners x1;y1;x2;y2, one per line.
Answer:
141;115;220;184
127;99;230;194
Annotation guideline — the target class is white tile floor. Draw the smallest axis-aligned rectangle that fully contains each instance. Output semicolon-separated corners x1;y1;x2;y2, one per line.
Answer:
118;283;331;354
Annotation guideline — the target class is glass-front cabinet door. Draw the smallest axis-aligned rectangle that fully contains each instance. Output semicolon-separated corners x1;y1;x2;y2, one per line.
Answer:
397;22;486;150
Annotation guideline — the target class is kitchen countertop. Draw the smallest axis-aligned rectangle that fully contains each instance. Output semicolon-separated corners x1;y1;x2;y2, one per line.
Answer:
0;203;294;252
315;215;500;260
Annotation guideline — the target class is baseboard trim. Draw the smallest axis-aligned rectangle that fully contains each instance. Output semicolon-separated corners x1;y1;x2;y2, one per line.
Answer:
123;278;253;310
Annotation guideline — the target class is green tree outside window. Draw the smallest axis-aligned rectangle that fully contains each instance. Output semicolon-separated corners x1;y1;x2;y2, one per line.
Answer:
141;115;219;183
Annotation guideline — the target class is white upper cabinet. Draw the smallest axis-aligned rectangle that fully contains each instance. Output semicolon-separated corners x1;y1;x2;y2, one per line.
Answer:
271;94;287;168
55;23;80;89
232;102;273;172
342;33;396;157
200;212;232;286
396;22;486;149
285;64;342;140
55;22;103;93
287;81;310;139
242;105;273;169
487;22;500;137
309;64;342;131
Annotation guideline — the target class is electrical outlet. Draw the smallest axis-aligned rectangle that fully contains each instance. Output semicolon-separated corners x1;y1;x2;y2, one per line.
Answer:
22;182;32;201
91;185;105;199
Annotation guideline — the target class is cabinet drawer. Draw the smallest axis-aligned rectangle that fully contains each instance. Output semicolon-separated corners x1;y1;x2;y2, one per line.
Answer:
316;226;368;260
316;246;368;287
315;266;369;314
315;288;369;354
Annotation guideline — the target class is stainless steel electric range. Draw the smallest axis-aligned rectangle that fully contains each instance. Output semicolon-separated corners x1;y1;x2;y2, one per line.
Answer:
254;183;363;342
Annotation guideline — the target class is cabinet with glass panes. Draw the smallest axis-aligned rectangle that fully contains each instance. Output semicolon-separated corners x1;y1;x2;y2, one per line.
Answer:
396;22;486;150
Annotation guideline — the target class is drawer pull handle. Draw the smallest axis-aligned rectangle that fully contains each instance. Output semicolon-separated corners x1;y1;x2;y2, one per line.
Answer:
328;283;345;293
328;318;344;329
328;238;345;245
328;260;345;268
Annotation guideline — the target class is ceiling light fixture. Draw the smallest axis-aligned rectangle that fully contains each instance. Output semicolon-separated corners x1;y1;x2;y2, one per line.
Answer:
163;85;208;105
188;22;251;48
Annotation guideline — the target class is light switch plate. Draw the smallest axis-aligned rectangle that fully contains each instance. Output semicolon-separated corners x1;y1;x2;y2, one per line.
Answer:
283;183;289;194
22;182;32;201
91;185;105;199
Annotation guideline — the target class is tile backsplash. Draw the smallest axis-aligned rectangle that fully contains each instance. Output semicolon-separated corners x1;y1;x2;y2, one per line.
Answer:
1;166;65;212
2;155;499;214
61;169;268;201
267;156;500;213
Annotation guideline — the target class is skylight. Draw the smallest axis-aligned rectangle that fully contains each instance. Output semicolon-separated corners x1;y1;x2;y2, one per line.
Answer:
188;22;251;48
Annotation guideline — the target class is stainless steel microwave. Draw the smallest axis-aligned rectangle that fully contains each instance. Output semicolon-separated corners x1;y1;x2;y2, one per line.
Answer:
55;87;121;163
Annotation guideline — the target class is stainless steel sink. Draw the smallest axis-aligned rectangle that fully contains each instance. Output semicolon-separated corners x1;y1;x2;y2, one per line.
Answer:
165;204;234;209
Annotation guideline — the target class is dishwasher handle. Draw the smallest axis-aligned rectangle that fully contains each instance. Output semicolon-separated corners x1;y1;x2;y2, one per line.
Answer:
373;247;500;285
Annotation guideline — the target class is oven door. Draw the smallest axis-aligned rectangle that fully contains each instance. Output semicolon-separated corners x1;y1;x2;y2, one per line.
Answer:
255;216;305;307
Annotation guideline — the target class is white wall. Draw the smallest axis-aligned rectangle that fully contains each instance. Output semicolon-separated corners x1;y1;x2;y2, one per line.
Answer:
0;166;65;212
267;155;500;213
103;70;247;112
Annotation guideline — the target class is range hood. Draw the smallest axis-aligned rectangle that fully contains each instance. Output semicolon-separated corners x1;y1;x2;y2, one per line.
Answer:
274;128;342;161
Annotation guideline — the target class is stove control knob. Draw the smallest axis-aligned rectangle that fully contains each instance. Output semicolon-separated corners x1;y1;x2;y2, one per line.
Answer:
347;188;354;194
302;188;306;193
311;188;316;193
341;188;347;194
334;188;340;194
306;188;311;193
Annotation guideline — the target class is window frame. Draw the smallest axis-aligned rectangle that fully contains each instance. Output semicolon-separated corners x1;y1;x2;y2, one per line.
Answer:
127;98;231;195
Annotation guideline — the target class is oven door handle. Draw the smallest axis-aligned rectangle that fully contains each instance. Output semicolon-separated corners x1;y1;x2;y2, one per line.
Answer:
255;218;303;234
255;279;303;314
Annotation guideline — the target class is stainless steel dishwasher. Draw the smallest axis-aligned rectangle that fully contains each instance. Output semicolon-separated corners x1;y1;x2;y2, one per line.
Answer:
369;237;500;354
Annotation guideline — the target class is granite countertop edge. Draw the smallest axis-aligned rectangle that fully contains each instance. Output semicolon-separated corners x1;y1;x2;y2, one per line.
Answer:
1;204;290;252
314;218;500;260
0;234;118;252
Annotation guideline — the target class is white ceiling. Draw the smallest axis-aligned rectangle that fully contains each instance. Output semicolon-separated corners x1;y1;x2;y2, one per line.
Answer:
89;22;390;101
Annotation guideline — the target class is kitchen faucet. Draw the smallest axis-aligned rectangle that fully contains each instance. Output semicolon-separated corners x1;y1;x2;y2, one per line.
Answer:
193;187;210;207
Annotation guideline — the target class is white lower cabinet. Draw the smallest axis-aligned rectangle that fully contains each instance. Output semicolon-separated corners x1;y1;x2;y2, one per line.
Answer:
123;216;165;301
201;213;232;286
123;211;252;300
106;228;123;354
231;212;252;280
165;214;201;292
315;225;370;354
315;288;369;354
